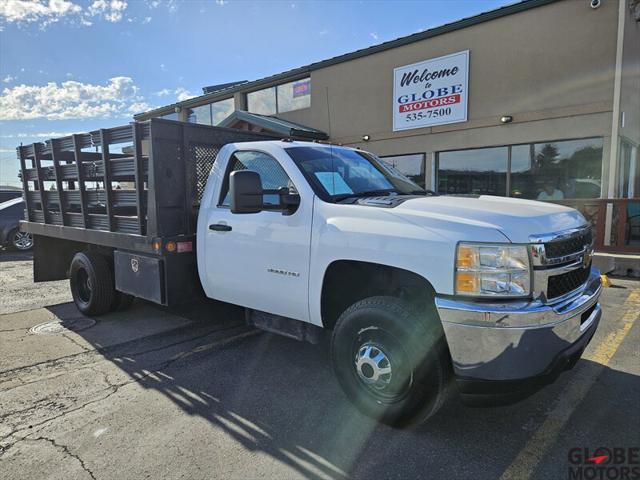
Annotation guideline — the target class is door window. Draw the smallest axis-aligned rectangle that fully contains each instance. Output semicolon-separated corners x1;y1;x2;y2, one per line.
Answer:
219;151;294;207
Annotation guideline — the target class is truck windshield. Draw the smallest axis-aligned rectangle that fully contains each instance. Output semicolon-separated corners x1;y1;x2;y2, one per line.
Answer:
285;146;427;202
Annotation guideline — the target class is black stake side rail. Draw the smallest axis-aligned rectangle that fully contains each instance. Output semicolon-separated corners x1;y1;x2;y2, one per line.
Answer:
18;118;278;252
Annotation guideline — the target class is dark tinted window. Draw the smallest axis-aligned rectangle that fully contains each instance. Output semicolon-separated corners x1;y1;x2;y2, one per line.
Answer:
437;147;508;196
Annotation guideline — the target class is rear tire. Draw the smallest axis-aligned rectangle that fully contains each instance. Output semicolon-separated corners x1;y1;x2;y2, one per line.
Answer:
69;251;115;316
330;296;450;427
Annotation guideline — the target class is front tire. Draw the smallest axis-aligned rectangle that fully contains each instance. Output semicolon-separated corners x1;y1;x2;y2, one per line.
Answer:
330;296;450;427
69;251;116;316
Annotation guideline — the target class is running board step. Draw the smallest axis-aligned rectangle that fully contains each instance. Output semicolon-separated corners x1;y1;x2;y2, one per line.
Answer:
246;309;322;344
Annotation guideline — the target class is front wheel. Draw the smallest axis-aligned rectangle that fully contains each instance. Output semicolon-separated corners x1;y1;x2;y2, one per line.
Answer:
330;296;450;427
10;229;33;251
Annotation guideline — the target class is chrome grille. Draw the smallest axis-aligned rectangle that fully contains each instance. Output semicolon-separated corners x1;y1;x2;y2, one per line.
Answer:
544;228;593;260
546;262;592;300
530;225;594;303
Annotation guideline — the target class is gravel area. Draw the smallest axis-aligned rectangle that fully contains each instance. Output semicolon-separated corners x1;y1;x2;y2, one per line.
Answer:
0;250;71;315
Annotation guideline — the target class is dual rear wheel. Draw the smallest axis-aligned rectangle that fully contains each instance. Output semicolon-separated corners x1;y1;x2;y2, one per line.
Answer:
69;251;134;316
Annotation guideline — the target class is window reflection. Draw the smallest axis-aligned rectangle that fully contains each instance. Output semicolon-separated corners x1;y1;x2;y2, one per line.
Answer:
211;98;235;125
511;138;603;200
247;87;277;115
187;104;212;125
436;138;604;200
381;154;426;188
277;79;311;113
437;147;508;196
248;78;311;115
186;98;234;126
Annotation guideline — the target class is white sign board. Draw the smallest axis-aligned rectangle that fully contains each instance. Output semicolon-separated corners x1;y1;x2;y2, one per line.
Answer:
393;50;469;132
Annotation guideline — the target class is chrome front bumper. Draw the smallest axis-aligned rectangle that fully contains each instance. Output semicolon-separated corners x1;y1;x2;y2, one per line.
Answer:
435;268;602;381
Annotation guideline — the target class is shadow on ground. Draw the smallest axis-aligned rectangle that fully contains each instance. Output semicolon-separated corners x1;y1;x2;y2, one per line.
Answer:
44;299;639;480
0;248;32;262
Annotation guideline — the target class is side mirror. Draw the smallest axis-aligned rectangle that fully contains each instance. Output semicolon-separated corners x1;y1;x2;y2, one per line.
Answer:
230;170;263;214
277;187;301;216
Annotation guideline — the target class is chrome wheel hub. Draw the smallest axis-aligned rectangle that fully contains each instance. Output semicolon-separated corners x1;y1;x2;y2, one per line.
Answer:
13;232;33;250
355;342;392;390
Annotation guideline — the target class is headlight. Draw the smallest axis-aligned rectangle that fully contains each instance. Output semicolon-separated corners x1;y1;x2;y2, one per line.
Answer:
455;243;531;297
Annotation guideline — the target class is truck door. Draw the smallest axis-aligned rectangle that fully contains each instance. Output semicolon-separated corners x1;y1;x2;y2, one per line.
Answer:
201;149;312;322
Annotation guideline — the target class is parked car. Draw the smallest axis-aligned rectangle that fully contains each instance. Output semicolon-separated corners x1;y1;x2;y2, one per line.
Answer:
0;188;23;204
19;120;601;427
0;197;33;251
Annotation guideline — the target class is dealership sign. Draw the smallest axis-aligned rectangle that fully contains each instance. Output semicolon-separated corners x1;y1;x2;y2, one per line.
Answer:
393;50;469;131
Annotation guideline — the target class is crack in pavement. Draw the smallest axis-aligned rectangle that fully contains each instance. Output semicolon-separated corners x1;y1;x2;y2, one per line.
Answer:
23;436;97;480
0;326;259;457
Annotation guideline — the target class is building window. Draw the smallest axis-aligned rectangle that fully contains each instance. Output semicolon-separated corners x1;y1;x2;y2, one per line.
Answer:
248;77;311;116
211;98;235;125
436;138;603;200
511;138;603;200
438;147;508;196
187;98;235;126
277;78;311;113
380;154;426;188
247;87;277;115
187;104;212;125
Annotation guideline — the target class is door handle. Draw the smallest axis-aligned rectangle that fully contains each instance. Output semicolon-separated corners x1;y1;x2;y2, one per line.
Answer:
209;223;232;232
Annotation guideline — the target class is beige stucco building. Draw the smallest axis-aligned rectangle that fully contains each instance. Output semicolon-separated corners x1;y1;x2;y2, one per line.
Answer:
136;0;640;252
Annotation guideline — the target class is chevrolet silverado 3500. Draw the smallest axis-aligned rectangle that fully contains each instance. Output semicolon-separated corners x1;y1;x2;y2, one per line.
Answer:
17;119;602;426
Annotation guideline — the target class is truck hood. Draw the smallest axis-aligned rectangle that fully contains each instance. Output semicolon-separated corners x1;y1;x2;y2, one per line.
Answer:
390;195;587;243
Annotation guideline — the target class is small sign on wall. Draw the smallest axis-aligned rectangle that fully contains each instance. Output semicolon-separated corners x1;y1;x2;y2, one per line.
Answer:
393;50;469;131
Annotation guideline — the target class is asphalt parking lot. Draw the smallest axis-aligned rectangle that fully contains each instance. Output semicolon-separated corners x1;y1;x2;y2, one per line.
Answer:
0;250;638;480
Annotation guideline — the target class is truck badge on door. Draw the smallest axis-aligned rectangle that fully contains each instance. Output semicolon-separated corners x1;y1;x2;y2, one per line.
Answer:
267;268;300;278
131;258;139;273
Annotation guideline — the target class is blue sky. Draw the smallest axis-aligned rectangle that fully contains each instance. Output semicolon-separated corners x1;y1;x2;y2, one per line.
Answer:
0;0;512;187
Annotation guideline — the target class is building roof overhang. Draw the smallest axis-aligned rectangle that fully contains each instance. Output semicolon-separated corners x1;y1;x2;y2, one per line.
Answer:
219;110;329;140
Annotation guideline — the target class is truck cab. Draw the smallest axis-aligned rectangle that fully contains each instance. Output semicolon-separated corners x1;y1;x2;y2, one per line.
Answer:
197;140;601;424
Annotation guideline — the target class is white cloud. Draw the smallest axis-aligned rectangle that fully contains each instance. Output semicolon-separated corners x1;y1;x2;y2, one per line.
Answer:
153;86;196;102
1;131;75;138
215;0;227;5
88;0;127;23
142;15;151;23
369;32;379;40
127;101;153;114
3;75;16;83
0;0;81;25
0;0;134;27
176;87;195;102
0;77;147;120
